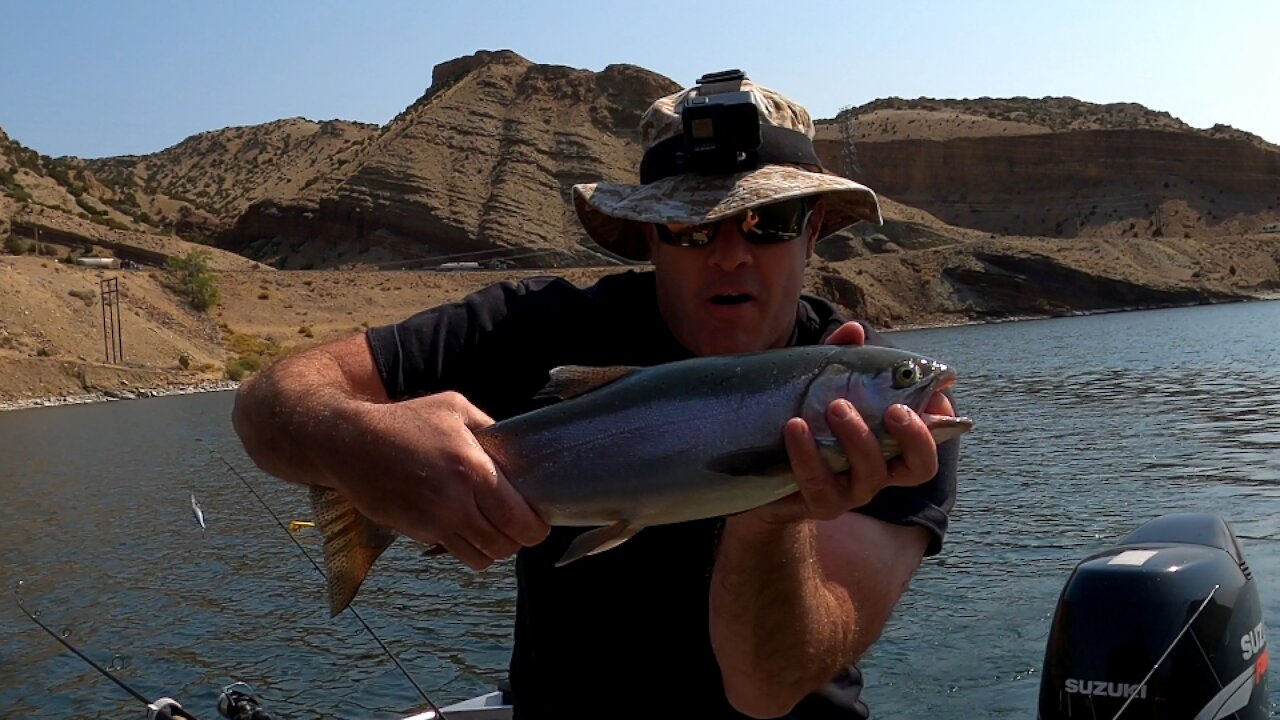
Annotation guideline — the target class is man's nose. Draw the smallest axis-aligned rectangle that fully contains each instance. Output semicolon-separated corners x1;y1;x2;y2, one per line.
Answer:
706;219;753;271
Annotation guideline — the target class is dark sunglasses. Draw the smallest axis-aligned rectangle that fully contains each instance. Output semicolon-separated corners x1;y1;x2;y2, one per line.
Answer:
654;197;814;248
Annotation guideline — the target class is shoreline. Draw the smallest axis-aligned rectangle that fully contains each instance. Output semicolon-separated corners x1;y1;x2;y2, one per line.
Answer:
4;295;1277;413
0;379;239;413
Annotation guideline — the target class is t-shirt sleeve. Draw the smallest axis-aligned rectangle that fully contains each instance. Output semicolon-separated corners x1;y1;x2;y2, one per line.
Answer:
364;277;572;416
822;320;959;558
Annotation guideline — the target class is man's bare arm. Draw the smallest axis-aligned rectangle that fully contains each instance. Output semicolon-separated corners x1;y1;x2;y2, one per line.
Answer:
711;513;928;718
231;332;548;569
711;319;951;717
232;333;389;487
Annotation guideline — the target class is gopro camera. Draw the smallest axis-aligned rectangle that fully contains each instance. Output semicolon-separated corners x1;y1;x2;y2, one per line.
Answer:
681;69;762;174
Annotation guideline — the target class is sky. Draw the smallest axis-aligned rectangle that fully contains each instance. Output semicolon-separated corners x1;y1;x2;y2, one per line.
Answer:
2;0;1278;159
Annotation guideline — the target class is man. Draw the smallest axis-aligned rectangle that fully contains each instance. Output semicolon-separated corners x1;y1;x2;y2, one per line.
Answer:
232;71;958;719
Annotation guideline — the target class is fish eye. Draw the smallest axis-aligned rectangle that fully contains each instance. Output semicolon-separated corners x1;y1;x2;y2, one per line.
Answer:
892;362;921;388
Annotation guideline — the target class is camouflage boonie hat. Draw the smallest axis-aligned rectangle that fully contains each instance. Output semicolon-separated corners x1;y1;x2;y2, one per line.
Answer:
572;75;883;261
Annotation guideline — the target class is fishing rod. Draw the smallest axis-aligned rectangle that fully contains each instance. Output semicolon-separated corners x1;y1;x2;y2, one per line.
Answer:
14;584;199;719
16;584;277;720
200;440;450;720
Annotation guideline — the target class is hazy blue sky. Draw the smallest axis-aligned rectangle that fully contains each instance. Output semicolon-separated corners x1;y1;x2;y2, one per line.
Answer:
3;1;1277;158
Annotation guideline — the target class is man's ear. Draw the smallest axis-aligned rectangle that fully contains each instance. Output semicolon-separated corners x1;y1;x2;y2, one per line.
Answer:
805;197;826;258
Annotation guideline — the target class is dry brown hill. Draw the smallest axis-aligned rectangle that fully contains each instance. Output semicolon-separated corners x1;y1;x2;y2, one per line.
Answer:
823;96;1278;150
1;129;162;237
222;50;681;269
813;97;1280;242
85;117;379;233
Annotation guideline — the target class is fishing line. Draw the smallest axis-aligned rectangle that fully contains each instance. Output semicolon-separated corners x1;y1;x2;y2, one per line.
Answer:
199;440;448;720
1109;584;1219;720
14;585;200;719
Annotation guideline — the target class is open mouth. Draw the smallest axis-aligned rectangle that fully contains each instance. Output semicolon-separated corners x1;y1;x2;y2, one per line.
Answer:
709;293;753;305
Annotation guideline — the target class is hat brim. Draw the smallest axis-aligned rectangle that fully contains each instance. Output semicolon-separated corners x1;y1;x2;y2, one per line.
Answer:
572;164;883;262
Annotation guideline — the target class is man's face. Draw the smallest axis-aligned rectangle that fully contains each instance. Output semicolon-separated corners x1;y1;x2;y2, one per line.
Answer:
647;199;822;356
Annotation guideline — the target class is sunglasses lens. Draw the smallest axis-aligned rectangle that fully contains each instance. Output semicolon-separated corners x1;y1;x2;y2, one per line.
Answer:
744;198;810;243
657;224;716;247
656;197;812;247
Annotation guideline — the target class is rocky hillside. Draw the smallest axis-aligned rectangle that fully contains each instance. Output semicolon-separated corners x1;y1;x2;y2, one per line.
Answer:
13;55;1277;272
814;98;1280;241
218;50;681;269
828;96;1277;149
85;118;379;234
1;126;269;270
1;128;163;238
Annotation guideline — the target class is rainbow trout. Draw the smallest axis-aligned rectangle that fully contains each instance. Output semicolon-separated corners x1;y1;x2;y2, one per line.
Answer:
312;344;973;615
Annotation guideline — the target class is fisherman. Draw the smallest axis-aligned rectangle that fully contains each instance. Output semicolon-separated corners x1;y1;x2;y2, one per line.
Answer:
232;71;959;719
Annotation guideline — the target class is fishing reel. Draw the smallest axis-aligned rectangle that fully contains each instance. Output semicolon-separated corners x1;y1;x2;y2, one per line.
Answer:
217;683;274;720
147;698;199;720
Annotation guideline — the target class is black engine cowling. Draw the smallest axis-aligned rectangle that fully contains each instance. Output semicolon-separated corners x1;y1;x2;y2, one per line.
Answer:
1038;513;1269;719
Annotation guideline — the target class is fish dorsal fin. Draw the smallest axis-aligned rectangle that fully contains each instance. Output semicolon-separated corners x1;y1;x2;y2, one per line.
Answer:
555;521;643;566
535;365;639;401
310;485;399;617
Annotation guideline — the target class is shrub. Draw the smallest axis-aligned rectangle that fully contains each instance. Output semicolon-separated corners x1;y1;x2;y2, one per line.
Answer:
4;234;28;255
165;249;219;311
225;354;263;381
76;195;108;217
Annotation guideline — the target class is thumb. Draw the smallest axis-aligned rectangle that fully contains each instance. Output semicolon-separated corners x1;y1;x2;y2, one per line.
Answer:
825;321;866;347
439;391;495;430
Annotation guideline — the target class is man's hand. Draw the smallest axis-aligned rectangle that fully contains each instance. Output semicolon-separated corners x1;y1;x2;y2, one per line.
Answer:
740;321;952;525
337;391;551;570
232;333;549;572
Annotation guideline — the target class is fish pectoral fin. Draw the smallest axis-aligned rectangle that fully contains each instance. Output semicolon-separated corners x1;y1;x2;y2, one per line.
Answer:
704;445;792;478
555;521;643;567
534;365;640;401
310;485;400;617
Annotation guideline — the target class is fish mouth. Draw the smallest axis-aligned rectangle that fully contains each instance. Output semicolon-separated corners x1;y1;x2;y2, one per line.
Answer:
922;412;974;445
920;367;972;444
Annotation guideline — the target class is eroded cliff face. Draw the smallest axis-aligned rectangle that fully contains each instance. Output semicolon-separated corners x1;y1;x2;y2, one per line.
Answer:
225;51;681;268
815;128;1280;240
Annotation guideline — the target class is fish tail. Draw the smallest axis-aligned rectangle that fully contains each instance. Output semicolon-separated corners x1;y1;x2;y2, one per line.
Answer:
310;485;399;617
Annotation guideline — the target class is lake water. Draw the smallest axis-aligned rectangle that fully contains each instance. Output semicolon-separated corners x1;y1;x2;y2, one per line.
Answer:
1;300;1278;719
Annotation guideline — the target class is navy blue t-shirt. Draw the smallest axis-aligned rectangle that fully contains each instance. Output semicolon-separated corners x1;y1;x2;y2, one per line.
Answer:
366;270;958;719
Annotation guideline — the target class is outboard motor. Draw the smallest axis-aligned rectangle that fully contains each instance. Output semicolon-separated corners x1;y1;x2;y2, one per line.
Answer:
1039;513;1269;719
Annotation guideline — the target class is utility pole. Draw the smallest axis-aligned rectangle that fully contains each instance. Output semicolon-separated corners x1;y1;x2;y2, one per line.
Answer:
100;277;123;364
839;109;863;180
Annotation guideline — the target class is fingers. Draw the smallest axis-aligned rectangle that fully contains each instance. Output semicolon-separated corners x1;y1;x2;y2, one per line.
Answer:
882;404;939;488
781;399;883;522
441;448;546;568
757;399;940;527
441;533;494;571
923;391;955;417
441;391;496;430
378;392;548;571
824;321;866;347
828;400;885;507
782;417;840;521
477;466;551;547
